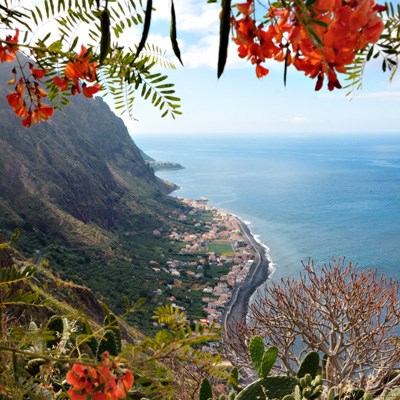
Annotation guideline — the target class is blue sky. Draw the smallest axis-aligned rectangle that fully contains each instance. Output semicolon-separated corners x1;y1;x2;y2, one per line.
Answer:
116;0;399;137
26;0;399;136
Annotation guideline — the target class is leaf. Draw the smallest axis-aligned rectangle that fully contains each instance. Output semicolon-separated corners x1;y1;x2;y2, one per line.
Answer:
0;228;20;249
9;228;20;243
311;18;328;27
366;45;374;61
69;36;79;52
135;0;152;59
170;0;183;65
218;0;231;78
99;8;111;64
305;0;318;8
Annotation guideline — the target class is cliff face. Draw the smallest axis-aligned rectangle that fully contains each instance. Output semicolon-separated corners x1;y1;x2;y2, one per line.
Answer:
0;62;176;246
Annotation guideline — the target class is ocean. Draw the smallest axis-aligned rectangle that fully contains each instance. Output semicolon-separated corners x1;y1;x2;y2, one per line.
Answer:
134;133;400;283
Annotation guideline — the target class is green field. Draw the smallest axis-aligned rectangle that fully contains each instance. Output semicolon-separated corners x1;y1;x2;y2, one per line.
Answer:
206;241;234;254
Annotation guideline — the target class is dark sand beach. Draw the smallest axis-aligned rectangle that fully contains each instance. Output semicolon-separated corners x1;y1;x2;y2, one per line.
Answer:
222;217;271;356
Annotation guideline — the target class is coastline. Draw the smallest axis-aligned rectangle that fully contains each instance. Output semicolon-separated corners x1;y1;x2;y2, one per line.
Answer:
176;196;271;356
221;216;271;356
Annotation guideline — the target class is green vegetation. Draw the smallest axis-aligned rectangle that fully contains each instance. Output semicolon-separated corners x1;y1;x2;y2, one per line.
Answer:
30;207;234;334
2;233;400;399
206;241;234;255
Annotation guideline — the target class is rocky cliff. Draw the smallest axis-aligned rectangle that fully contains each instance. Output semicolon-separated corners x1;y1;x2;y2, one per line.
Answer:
0;64;178;247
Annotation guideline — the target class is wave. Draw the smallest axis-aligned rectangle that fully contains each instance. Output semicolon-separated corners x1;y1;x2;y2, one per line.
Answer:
233;213;277;280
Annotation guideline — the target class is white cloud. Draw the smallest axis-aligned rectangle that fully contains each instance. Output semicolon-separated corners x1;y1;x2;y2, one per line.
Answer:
290;116;307;123
153;0;219;32
183;34;219;68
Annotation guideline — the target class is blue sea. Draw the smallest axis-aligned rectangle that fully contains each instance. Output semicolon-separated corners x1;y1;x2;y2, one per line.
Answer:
134;133;400;282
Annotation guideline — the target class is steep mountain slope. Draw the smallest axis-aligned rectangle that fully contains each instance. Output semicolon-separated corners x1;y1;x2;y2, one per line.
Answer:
0;61;200;330
0;66;178;247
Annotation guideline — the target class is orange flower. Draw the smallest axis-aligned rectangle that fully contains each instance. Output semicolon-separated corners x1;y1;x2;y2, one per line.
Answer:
66;355;133;400
82;82;101;98
0;29;19;63
21;113;33;128
114;370;134;398
29;65;46;80
32;104;54;123
236;0;254;15
65;60;87;81
256;63;269;78
6;92;22;108
54;76;69;91
66;363;99;397
56;45;100;97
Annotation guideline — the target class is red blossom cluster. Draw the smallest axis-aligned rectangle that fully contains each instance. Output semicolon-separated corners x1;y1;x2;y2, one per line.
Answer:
66;353;134;400
0;29;54;127
54;45;101;98
6;64;54;127
0;30;102;127
231;0;386;90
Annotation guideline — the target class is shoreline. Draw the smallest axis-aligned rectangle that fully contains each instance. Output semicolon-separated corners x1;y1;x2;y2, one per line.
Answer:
172;196;272;355
221;215;271;356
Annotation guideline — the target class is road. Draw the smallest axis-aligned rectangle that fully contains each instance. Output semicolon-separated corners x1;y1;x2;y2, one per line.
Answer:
221;218;271;359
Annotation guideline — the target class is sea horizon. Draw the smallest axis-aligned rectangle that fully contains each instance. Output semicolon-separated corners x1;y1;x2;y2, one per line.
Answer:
134;132;400;283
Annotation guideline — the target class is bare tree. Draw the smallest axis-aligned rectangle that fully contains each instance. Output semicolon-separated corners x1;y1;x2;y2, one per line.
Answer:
243;259;400;395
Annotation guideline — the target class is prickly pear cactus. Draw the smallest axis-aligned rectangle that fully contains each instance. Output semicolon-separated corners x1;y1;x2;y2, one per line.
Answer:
74;318;98;357
382;389;400;400
199;378;213;400
297;352;320;379
335;389;365;400
249;336;278;378
235;375;299;400
46;315;65;350
228;392;236;400
261;346;279;378
285;374;323;400
97;329;119;359
103;309;122;354
229;367;241;393
249;336;265;376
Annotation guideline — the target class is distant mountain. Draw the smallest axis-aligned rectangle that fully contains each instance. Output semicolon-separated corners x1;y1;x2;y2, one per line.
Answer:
139;148;185;172
0;61;179;247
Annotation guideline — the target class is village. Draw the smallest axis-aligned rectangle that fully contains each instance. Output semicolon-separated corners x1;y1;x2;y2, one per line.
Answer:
150;198;257;329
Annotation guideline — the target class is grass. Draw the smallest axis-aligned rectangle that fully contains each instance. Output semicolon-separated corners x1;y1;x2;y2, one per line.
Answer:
206;241;234;255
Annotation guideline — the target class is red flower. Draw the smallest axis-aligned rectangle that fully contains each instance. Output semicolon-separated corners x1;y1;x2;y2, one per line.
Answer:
231;0;386;89
0;29;19;63
82;82;101;98
54;76;69;91
114;370;134;398
21;113;32;128
32;104;54;123
55;45;100;97
66;363;99;398
30;66;46;80
236;0;254;15
66;356;134;400
256;63;269;78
